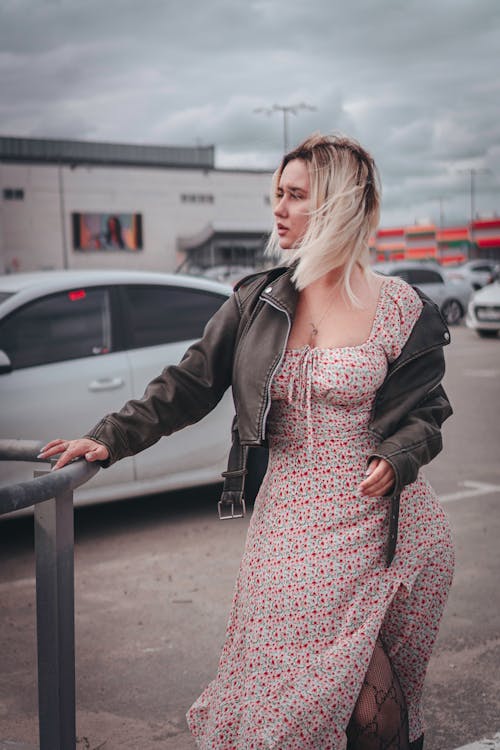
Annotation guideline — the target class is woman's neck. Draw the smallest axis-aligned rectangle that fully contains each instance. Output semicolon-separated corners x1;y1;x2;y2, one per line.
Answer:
305;262;368;293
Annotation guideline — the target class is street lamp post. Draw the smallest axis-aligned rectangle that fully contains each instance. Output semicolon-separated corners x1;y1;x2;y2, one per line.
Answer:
254;103;316;153
57;161;69;270
438;196;446;229
459;168;490;224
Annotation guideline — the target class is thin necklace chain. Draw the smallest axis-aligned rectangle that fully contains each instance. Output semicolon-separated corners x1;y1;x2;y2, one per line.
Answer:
302;288;338;343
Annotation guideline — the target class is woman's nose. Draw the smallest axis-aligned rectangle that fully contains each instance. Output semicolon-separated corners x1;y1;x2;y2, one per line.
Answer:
274;196;287;217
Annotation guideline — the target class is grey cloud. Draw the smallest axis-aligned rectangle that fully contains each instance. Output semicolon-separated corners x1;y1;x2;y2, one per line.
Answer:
0;0;499;225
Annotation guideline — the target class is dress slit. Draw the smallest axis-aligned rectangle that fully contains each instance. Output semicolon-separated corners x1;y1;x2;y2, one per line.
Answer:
347;636;410;750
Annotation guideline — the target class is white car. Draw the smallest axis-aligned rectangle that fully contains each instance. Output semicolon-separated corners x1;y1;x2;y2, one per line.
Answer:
373;261;473;325
466;273;500;338
446;259;497;291
0;270;234;508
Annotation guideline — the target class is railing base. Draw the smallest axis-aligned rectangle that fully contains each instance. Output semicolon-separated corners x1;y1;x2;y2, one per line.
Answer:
34;472;76;750
1;444;99;750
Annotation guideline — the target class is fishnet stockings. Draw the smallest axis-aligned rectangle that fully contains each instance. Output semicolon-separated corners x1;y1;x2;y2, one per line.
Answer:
346;639;410;750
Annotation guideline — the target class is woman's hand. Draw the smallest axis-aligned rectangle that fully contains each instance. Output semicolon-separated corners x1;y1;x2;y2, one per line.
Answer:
358;458;395;497
38;438;109;471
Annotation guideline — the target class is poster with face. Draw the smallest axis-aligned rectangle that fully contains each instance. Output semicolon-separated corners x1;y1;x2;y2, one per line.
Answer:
72;213;143;251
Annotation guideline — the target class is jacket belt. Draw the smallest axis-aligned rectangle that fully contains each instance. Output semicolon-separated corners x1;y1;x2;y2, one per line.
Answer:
218;426;247;520
218;426;400;567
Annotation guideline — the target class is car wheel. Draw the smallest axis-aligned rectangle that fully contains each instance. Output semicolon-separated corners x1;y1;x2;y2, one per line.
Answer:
477;329;498;338
441;299;463;325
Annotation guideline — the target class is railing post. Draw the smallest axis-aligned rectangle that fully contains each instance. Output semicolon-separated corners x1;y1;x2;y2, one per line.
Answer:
34;470;76;750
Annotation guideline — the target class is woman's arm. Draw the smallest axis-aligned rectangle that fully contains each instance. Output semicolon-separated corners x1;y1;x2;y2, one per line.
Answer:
39;292;242;470
366;284;453;499
367;383;452;497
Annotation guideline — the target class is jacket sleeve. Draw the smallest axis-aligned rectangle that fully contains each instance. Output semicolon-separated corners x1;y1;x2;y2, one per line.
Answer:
367;285;453;497
84;293;241;465
368;382;452;497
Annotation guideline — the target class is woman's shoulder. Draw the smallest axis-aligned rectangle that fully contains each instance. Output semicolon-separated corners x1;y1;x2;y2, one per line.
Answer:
376;273;423;317
233;265;290;306
373;274;424;360
234;265;289;290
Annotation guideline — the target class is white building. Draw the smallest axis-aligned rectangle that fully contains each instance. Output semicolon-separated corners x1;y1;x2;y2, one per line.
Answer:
0;136;274;277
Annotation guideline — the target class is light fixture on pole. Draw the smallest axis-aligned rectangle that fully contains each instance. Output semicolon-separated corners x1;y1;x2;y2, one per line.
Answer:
254;102;316;153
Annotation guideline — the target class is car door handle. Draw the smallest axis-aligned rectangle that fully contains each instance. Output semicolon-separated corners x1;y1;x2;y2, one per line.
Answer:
88;377;125;392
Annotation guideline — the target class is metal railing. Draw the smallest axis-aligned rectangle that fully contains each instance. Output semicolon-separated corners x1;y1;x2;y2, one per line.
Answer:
0;439;100;750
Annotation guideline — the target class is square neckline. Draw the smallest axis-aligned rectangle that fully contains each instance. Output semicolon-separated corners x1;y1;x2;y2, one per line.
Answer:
286;276;391;354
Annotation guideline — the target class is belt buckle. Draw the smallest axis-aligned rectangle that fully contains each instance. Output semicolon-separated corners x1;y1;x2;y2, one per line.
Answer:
218;498;246;520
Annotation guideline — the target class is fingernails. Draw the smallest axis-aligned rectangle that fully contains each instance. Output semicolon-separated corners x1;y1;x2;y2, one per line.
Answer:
37;453;44;459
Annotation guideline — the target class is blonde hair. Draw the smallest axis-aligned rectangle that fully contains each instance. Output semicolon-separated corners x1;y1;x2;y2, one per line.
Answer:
266;132;381;303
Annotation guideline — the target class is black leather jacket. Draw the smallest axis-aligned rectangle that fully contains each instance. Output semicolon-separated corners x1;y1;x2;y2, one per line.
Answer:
87;265;452;565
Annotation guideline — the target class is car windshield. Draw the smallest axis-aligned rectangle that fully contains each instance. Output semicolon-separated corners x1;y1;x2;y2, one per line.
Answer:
0;292;14;304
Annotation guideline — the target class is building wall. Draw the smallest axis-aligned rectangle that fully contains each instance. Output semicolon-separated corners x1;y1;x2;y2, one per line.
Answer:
372;221;500;264
0;161;273;274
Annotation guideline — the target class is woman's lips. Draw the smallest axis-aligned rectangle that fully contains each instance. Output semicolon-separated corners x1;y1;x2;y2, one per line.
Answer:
277;224;288;236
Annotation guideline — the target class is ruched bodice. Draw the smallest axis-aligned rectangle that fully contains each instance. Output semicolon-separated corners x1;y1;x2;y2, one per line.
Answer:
269;343;387;453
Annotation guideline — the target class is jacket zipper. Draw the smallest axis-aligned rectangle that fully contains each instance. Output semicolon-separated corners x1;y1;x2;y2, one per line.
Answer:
259;295;291;439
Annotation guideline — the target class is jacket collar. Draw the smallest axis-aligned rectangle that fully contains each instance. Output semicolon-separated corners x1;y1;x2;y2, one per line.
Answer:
258;267;450;359
259;264;298;317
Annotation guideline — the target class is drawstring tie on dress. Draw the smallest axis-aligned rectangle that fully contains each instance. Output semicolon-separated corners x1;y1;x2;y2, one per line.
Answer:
286;345;317;454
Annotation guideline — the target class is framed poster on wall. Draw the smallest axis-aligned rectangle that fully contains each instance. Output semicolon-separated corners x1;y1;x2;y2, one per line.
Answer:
72;213;143;251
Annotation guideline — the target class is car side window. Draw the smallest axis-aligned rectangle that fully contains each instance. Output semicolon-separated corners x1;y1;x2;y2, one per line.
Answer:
0;288;112;369
390;269;410;283
124;285;227;348
406;269;443;285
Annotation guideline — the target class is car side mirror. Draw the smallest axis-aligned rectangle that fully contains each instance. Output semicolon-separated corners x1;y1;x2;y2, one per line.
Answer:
0;349;13;374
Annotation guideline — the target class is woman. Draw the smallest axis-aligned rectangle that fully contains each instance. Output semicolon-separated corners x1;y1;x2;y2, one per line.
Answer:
40;133;454;750
104;215;125;249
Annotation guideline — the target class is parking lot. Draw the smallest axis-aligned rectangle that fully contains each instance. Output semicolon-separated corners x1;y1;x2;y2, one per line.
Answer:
0;325;499;750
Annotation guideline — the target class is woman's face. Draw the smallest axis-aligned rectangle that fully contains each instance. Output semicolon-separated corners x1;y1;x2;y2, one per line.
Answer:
274;158;311;250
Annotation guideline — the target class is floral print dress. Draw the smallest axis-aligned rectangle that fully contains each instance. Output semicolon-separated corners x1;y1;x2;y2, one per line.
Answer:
187;276;455;749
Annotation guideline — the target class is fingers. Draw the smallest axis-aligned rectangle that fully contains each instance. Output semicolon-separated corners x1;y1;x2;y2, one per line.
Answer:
358;458;395;497
37;439;109;470
51;442;85;471
38;438;67;456
84;445;109;462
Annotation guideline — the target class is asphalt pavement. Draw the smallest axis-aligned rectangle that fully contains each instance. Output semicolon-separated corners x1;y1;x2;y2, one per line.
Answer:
0;325;499;750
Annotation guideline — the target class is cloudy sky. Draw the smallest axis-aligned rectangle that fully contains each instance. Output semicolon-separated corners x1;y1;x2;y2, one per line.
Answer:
1;0;499;227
